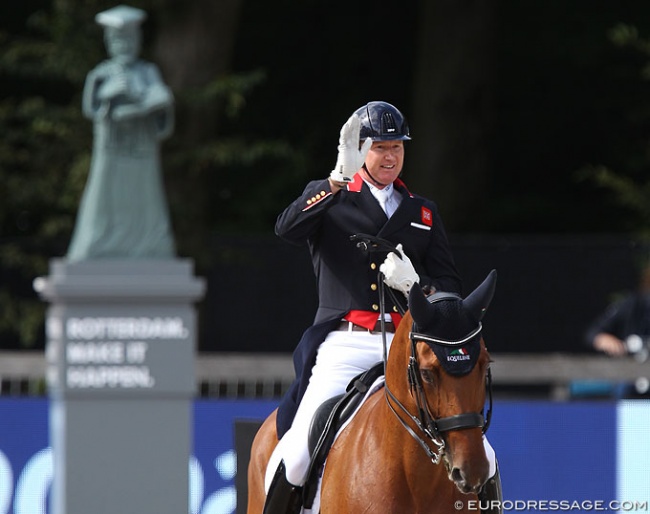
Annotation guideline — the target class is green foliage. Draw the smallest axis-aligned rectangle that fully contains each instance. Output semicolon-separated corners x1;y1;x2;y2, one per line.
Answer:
0;2;99;348
160;68;306;266
579;24;650;241
578;165;650;239
183;70;267;118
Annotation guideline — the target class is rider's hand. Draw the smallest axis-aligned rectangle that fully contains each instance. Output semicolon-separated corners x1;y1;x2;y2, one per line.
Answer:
329;115;372;183
380;243;420;296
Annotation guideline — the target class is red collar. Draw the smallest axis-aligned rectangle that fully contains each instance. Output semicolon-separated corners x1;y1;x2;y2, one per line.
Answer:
346;174;413;198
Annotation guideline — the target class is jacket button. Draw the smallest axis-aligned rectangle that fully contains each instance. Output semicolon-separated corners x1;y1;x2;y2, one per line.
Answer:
370;283;377;291
393;306;399;312
370;262;377;270
372;304;379;311
320;190;326;196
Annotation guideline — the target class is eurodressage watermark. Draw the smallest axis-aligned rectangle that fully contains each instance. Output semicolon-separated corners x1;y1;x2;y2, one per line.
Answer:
455;499;649;511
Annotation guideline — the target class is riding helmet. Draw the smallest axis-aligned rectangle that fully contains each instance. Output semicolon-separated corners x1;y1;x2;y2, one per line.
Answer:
353;101;411;141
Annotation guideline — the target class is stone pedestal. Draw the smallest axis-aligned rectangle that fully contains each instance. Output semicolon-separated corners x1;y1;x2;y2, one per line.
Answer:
34;259;205;514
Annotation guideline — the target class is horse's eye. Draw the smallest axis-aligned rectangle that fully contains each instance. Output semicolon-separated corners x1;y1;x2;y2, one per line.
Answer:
421;368;435;384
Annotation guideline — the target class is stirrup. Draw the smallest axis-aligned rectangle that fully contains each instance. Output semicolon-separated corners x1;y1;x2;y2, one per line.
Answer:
263;461;303;514
479;463;503;514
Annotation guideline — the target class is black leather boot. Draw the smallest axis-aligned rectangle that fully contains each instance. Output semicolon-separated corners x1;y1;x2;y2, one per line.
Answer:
263;461;303;514
479;464;503;514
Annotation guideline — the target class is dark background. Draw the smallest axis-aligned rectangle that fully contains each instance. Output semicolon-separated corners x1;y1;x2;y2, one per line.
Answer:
203;233;643;354
2;1;650;354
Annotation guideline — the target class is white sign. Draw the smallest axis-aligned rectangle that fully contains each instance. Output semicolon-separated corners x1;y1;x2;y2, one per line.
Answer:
61;316;189;390
66;317;189;340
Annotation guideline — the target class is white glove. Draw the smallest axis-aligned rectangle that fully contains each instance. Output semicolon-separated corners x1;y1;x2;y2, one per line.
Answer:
329;115;373;183
380;244;420;296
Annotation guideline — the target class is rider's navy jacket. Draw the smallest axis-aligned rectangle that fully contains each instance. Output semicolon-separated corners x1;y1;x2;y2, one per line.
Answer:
275;173;461;437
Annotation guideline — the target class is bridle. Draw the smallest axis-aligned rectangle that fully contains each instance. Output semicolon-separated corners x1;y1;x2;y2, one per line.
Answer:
383;295;493;465
350;234;493;465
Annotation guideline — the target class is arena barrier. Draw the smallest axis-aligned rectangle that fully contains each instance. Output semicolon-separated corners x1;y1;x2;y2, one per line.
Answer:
1;397;650;514
2;351;649;400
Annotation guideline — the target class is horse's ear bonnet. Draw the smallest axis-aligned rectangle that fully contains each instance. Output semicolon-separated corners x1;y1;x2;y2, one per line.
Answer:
408;270;497;375
463;269;497;323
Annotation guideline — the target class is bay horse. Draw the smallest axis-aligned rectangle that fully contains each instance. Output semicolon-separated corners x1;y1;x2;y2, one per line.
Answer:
248;270;498;514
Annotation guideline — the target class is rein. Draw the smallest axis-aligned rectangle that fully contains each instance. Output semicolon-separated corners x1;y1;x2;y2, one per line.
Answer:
351;234;492;465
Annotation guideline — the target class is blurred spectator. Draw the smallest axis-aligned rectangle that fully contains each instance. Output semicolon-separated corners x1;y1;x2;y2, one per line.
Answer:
585;263;650;360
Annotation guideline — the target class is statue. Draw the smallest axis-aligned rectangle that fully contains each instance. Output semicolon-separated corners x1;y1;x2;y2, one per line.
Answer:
67;5;176;261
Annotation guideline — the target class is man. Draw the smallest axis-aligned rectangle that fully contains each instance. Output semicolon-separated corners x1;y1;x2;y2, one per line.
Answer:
265;101;500;513
585;264;650;359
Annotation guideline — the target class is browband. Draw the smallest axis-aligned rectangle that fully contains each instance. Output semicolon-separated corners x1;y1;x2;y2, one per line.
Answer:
409;323;483;347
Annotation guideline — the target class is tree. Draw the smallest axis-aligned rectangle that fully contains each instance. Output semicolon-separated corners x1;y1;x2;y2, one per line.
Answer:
579;23;650;262
0;0;100;347
409;0;497;231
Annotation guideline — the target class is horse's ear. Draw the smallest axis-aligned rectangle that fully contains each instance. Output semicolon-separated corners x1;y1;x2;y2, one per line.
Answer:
463;269;497;321
408;282;430;325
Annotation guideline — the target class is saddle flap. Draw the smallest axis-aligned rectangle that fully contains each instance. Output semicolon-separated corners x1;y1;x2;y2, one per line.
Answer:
302;361;385;508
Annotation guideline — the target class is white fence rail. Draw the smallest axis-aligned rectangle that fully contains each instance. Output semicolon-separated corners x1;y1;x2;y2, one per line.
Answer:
0;351;648;399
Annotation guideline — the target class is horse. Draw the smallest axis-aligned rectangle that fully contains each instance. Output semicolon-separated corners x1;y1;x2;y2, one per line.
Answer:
247;270;498;514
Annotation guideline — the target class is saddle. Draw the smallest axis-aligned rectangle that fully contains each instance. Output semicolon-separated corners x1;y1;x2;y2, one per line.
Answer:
302;361;385;508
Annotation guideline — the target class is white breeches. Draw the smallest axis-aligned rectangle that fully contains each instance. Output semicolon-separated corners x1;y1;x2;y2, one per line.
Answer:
271;328;392;487
267;327;497;489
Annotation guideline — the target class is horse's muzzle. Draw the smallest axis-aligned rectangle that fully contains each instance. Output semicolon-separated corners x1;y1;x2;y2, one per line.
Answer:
450;466;485;495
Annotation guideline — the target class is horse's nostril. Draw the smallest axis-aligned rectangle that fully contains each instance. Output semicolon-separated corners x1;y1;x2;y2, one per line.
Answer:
451;467;483;494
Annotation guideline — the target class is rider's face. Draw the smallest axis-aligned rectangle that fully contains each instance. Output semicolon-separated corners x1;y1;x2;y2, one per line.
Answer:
362;140;404;188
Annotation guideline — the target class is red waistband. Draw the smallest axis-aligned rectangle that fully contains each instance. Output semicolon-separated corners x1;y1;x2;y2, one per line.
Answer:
344;310;403;331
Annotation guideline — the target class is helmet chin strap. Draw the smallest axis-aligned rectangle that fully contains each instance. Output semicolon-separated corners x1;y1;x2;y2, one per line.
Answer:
362;165;389;188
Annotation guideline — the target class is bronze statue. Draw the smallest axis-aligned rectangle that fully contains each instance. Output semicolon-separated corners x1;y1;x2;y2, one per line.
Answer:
67;5;176;261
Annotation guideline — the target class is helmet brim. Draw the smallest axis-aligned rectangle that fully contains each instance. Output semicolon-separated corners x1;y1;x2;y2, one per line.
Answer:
366;135;412;142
